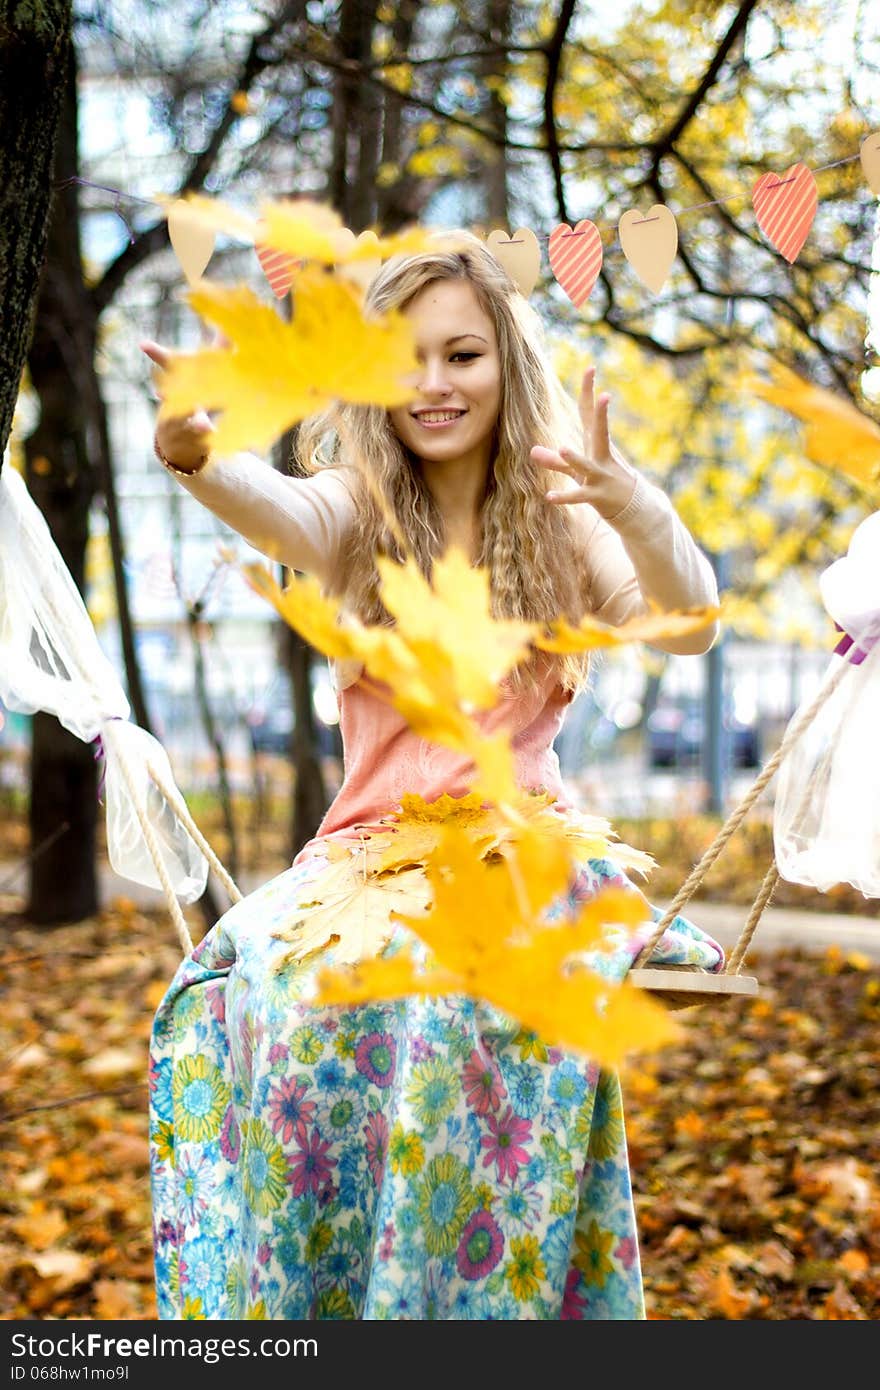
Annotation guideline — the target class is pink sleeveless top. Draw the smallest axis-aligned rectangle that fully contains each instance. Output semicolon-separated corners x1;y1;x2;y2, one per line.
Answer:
310;653;573;848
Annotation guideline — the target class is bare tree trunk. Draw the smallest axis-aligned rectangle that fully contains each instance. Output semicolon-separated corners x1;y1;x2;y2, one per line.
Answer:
285;623;329;861
86;356;153;732
328;0;381;228
0;2;72;461
376;0;422;230
481;0;511;226
275;425;329;859
24;37;100;923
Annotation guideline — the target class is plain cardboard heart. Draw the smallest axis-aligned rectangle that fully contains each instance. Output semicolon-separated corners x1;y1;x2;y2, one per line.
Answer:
548;220;603;308
167;200;215;286
751;163;817;264
618;204;678;294
336;229;382;294
860;132;880;195
485;227;541;295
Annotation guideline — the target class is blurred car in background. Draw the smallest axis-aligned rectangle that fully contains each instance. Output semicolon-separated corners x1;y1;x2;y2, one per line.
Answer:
646;698;761;770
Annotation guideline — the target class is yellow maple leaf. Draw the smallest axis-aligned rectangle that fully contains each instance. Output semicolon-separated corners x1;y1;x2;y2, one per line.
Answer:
315;946;460;1007
378;549;534;707
387;684;477;750
399;790;488;824
498;822;575;921
158;271;418;455
344;793;491;873
442;726;515;808
750;360;880;489
158;192;439;266
272;859;431;965
241;564;360;661
521;804;656;878
261;201;439;265
535;603;721;655
315;830;679;1064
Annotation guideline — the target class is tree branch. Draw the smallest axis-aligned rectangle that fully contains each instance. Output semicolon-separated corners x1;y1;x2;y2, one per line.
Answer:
91;1;307;315
652;0;761;161
543;0;578;223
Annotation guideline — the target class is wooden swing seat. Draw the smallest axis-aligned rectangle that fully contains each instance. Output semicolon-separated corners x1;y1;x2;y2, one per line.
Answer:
629;964;759;1011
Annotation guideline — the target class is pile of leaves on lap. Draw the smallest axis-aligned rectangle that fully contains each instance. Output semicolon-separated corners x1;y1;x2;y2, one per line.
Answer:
1;895;878;1321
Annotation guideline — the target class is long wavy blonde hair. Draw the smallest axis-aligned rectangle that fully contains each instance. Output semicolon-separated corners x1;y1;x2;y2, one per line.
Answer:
294;231;594;692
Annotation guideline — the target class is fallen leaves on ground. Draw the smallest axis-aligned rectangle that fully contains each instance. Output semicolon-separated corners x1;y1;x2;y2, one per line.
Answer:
1;895;879;1320
624;946;880;1319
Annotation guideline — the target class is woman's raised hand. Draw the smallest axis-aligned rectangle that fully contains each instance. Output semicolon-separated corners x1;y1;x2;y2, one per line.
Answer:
531;366;638;522
141;338;215;472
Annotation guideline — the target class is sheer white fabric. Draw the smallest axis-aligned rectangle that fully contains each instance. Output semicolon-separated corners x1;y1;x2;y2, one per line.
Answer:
773;511;880;899
0;467;207;903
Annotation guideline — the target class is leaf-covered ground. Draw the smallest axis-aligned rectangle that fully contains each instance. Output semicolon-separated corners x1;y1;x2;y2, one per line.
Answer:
1;895;878;1321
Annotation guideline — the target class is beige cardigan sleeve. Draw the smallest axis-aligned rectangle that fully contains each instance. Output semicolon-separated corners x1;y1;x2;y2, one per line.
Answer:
577;475;720;655
167;452;357;592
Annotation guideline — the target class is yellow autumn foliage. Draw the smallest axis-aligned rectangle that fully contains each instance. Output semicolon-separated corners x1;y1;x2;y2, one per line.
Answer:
314;828;679;1066
157;271;419;455
751;361;880;492
535;601;720;656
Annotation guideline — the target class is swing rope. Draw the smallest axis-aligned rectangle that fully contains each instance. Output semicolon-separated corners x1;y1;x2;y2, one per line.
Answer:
147;762;243;908
631;654;851;973
101;720;196;956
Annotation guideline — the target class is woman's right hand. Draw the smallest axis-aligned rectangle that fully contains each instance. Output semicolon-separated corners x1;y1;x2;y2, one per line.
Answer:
141;338;215;472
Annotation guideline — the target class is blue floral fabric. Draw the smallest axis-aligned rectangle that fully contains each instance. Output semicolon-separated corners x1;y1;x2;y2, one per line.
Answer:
149;852;723;1320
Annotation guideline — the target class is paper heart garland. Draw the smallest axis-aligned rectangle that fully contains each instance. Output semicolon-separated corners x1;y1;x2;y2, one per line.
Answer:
548;220;603;308
485;227;541;295
167;200;215;286
255;233;299;299
617;205;678;294
333;228;382;294
860;132;880;195
751;163;817;264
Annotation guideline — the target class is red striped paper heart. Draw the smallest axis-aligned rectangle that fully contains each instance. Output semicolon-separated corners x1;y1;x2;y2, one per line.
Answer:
548;220;603;308
751;163;817;265
255;239;299;299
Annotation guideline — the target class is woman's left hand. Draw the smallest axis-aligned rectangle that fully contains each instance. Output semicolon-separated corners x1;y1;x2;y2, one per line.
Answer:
531;366;638;522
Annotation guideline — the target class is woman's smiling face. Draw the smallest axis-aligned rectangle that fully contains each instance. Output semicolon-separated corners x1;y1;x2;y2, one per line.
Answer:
389;278;502;477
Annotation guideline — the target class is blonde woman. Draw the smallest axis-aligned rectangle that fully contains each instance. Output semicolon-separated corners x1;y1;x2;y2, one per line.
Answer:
142;233;722;1320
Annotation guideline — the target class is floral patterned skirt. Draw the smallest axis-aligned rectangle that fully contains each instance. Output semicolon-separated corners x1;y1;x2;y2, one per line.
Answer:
148;852;723;1320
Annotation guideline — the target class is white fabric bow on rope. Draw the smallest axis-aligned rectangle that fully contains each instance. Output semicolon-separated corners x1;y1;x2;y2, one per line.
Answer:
773;509;880;899
0;466;209;940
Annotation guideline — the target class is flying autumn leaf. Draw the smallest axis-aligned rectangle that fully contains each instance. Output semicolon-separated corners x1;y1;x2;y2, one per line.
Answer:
260;199;439;265
378;549;533;707
158;192;438;266
314;827;679;1065
535;602;721;656
157;271;419;455
751;360;880;489
241;565;361;662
